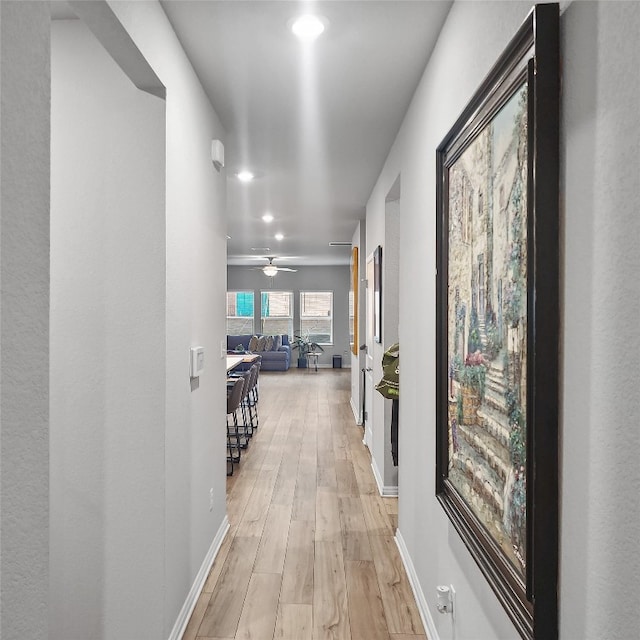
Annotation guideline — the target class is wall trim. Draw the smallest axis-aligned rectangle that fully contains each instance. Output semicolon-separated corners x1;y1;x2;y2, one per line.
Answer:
168;516;230;640
395;529;439;640
371;459;399;497
350;397;363;425
297;363;350;370
364;424;373;450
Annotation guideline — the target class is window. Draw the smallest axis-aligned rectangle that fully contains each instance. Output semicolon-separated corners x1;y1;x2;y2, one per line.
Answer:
226;291;254;334
300;291;333;344
261;290;293;337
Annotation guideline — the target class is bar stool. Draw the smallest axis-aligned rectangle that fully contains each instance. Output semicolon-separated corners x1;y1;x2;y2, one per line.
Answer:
237;367;255;442
252;358;261;404
243;364;260;432
226;376;245;476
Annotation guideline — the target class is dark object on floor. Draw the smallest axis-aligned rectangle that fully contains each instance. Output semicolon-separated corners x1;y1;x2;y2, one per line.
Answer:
391;398;398;466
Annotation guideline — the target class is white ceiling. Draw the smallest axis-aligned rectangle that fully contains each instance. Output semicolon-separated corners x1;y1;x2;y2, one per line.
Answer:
164;2;453;266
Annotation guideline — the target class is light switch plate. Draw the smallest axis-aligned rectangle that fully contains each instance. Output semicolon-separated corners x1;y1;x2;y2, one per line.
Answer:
190;346;205;378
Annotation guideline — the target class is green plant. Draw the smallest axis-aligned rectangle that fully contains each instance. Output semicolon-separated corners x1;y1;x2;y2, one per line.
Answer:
502;349;510;372
506;388;525;467
454;301;466;355
459;364;486;399
506;465;527;555
484;321;502;359
468;307;482;353
468;328;482;354
450;354;463;381
504;279;523;328
291;334;324;358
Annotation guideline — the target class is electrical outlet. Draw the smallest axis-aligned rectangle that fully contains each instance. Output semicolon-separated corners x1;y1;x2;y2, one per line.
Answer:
436;584;454;615
209;488;214;511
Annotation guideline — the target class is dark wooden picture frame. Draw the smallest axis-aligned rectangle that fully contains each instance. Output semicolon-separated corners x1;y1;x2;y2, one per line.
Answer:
435;5;559;638
373;245;382;343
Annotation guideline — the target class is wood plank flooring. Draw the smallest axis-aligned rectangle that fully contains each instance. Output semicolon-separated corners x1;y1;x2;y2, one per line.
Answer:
183;369;426;640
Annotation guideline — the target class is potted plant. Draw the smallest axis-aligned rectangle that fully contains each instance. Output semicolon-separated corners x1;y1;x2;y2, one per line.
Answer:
458;351;487;424
291;334;324;368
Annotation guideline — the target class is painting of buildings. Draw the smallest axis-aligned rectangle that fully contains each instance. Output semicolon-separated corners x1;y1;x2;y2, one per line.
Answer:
446;82;528;577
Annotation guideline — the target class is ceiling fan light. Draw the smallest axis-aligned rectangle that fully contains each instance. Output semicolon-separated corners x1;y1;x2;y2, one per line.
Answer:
263;265;278;277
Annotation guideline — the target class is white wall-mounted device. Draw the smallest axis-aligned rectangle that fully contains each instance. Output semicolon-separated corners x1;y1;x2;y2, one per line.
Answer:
211;139;224;172
436;584;455;615
190;346;205;378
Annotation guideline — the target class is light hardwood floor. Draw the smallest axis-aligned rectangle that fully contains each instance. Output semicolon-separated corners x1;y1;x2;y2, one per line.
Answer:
183;368;426;640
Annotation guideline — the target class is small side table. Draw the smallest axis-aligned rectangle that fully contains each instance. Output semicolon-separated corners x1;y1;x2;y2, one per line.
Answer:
307;352;321;372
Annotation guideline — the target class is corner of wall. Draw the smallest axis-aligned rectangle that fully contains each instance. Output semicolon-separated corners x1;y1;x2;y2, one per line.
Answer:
0;2;51;637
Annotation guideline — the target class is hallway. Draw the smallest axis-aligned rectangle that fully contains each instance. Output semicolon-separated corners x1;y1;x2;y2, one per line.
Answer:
183;369;426;640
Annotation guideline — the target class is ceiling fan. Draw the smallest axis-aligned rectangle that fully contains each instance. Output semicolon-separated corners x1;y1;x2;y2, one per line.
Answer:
250;257;298;277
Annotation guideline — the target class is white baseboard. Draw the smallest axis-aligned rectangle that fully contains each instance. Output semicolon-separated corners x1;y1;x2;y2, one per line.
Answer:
370;459;399;497
168;516;230;640
395;529;439;640
350;397;362;425
297;363;346;370
313;364;351;369
364;425;373;450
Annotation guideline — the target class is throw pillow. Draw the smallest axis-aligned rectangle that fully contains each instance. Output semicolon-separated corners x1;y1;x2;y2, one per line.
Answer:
272;335;282;351
248;335;259;352
255;336;267;352
264;335;274;351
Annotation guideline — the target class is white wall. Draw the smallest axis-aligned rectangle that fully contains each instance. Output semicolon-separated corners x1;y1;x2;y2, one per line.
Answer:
365;174;401;492
367;0;640;638
0;3;50;638
350;222;366;422
380;197;400;488
368;192;400;491
227;265;351;368
51;18;166;638
106;2;229;635
559;2;639;637
49;1;229;637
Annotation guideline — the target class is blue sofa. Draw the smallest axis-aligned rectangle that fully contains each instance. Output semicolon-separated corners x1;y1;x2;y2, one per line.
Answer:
227;334;291;371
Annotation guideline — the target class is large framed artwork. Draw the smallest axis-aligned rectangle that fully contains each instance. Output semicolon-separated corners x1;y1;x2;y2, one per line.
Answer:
350;246;359;356
435;5;559;639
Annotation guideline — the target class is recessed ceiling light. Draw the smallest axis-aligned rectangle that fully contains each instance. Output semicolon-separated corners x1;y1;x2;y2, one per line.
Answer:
290;15;327;42
237;170;254;182
275;233;284;241
262;213;274;223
